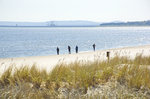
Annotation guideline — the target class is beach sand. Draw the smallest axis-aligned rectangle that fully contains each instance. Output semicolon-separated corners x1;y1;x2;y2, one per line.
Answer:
0;45;150;74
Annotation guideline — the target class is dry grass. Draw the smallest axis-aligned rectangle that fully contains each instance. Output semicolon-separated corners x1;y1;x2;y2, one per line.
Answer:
0;55;150;98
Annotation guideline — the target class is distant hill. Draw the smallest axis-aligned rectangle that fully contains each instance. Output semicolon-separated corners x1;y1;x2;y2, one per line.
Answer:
100;20;150;26
0;20;150;27
47;21;100;27
0;21;100;27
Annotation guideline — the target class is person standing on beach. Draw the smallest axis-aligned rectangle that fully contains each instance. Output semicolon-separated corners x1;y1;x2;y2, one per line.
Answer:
75;46;78;53
93;44;96;51
68;46;71;54
56;47;59;55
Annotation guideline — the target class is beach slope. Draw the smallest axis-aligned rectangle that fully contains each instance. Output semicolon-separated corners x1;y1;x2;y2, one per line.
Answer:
0;45;150;73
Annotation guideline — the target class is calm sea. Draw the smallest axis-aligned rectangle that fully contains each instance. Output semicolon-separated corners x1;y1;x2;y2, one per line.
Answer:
0;27;150;58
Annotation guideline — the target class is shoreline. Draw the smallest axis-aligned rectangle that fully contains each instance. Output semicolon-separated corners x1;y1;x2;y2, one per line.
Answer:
1;44;150;59
1;45;150;98
0;44;150;73
1;26;150;28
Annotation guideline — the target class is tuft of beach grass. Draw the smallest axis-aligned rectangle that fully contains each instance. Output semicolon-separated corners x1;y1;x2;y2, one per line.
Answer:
0;55;150;98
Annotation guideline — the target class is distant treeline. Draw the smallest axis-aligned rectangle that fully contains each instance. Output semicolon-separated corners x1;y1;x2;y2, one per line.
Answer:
100;20;150;26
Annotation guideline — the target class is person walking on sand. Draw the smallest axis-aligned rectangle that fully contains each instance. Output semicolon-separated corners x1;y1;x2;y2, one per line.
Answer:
75;46;78;53
68;46;71;54
93;44;96;51
56;47;59;55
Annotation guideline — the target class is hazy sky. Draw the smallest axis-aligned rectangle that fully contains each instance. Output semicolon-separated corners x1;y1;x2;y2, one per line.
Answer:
0;0;150;22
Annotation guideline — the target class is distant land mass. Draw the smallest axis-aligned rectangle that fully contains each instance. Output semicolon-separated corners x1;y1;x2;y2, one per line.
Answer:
0;20;150;27
0;21;100;27
100;20;150;27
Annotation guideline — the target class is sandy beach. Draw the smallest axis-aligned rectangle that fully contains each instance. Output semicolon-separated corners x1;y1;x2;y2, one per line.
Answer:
0;45;150;74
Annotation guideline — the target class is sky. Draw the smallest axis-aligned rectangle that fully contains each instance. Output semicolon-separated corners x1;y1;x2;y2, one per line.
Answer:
0;0;150;22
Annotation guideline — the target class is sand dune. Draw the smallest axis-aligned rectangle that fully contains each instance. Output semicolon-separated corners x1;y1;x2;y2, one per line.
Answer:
0;45;150;74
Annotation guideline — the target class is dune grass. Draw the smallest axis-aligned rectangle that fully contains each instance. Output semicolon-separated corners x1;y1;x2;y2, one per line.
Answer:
0;55;150;98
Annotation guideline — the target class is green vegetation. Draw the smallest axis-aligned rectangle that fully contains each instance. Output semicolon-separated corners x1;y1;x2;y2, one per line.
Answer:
0;55;150;98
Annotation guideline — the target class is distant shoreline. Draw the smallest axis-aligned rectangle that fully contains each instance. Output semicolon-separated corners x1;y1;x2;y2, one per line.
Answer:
0;26;100;28
1;20;150;27
0;26;150;28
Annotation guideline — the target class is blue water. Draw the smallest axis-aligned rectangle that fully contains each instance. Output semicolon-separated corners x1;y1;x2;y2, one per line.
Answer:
0;27;150;58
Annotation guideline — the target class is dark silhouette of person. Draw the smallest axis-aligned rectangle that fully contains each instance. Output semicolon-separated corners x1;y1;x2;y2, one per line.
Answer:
93;44;96;51
56;47;59;55
68;46;71;54
75;46;78;53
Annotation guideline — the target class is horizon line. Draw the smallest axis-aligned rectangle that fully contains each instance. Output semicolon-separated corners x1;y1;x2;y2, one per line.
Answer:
0;20;150;23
